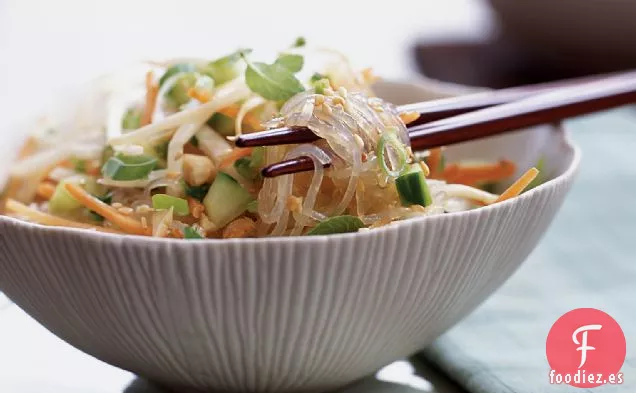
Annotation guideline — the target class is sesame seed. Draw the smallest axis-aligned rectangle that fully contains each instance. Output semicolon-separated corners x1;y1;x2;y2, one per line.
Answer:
135;204;152;214
331;96;345;106
118;207;134;215
111;202;123;209
419;161;431;176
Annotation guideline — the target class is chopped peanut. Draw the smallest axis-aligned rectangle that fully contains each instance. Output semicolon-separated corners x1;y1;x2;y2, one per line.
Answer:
222;217;257;239
183;154;216;186
187;197;205;219
360;68;380;84
286;196;303;213
399;111;420;125
199;214;218;233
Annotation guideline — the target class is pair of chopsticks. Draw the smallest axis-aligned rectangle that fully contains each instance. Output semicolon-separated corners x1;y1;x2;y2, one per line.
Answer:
236;71;636;177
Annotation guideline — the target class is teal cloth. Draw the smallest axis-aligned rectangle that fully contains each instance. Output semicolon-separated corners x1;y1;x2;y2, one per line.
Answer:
420;108;636;392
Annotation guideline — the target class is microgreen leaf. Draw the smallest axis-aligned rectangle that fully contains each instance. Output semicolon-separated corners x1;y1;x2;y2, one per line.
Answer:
241;52;305;101
275;54;304;73
310;73;326;83
292;37;306;48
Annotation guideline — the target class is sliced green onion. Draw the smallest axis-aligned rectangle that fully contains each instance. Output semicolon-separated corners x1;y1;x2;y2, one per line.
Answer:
306;215;365;236
159;63;196;87
152;194;190;216
184;226;203;239
101;154;157;181
376;129;408;178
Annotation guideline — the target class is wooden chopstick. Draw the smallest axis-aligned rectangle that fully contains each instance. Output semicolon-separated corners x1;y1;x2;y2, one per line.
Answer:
235;72;612;148
261;70;636;177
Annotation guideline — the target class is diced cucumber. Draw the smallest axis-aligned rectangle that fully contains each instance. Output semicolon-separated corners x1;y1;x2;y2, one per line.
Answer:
203;172;254;228
396;164;432;207
207;113;235;136
152;194;190;216
49;179;82;214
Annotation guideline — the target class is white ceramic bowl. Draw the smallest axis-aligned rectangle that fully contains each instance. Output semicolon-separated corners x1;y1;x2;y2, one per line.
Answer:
0;77;580;392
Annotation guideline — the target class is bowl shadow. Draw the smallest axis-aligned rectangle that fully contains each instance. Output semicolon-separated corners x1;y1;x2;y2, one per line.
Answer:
122;357;463;393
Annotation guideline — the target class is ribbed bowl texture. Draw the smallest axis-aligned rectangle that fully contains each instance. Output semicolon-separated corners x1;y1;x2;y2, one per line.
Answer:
0;76;580;392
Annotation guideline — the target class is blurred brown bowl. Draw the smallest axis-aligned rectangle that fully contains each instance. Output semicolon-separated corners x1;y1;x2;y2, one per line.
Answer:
487;0;636;74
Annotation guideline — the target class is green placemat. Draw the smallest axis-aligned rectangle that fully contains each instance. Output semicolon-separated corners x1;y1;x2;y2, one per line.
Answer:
420;108;636;392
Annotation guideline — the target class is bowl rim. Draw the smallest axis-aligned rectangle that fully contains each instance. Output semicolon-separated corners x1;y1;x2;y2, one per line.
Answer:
0;77;582;245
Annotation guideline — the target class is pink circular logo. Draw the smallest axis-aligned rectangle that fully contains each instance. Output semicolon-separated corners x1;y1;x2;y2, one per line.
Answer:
546;308;626;388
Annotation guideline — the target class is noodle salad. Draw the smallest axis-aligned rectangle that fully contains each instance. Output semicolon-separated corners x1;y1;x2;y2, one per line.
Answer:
0;40;541;238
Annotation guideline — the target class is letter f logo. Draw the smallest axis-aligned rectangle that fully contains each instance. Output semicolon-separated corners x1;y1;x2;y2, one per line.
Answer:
572;324;602;368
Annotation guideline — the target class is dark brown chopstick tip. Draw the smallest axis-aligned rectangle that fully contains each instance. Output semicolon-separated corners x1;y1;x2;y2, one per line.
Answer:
236;126;320;148
261;156;332;177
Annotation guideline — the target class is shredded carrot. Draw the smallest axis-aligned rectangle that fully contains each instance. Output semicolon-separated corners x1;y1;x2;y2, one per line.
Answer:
36;182;56;200
186;88;262;131
187;197;205;219
218;147;253;169
188;87;212;103
219;105;262;131
493;167;539;204
444;160;516;186
0;137;41;206
18;136;38;159
85;160;101;176
64;183;150;235
427;148;443;178
141;71;159;126
4;199;121;233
